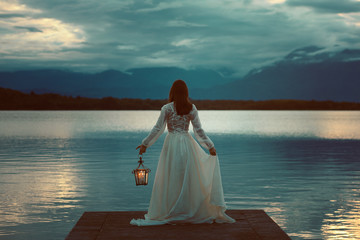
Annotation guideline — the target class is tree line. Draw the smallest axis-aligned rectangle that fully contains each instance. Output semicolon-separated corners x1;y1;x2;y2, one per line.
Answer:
1;87;360;110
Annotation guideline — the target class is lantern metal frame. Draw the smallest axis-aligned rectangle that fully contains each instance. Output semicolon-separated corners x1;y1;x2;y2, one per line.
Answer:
132;155;151;186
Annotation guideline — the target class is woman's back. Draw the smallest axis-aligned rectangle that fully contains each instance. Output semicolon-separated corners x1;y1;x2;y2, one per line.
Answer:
166;102;192;134
141;102;214;150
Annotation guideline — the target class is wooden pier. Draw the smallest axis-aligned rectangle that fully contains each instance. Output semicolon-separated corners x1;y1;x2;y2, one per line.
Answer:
65;210;291;240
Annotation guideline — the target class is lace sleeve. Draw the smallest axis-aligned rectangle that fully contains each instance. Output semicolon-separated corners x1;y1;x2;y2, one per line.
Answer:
190;105;214;150
141;105;167;147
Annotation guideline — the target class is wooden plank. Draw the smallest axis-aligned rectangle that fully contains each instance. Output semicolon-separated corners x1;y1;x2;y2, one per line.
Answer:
65;210;291;240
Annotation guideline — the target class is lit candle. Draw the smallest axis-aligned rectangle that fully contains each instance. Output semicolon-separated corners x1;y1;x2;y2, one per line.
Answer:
132;156;150;185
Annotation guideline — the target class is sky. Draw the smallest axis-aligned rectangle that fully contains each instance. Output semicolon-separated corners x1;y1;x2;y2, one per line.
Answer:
0;0;360;77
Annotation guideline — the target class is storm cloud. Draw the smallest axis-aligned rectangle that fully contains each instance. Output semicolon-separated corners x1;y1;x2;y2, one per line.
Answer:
286;0;360;13
14;26;42;32
0;0;360;76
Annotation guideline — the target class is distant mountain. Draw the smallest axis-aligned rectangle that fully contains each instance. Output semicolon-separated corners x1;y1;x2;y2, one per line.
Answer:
127;67;233;88
0;47;359;101
197;47;360;102
0;67;234;99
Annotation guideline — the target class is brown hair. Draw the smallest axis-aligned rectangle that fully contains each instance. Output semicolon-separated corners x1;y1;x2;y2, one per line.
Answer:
168;79;192;115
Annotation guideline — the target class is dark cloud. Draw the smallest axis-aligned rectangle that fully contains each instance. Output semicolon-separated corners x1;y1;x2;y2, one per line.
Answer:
14;26;43;32
0;14;26;18
285;46;325;60
286;0;360;13
0;0;360;76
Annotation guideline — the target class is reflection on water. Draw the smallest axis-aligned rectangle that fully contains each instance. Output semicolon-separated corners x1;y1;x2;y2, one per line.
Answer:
201;110;360;139
0;111;360;240
1;111;360;139
322;196;360;239
0;138;85;239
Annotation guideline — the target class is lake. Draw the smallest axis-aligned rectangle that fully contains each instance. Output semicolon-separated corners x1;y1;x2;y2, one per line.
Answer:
0;110;360;240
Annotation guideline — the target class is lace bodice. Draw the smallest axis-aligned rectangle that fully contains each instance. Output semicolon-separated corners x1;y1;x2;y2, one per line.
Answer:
142;102;214;149
167;103;191;133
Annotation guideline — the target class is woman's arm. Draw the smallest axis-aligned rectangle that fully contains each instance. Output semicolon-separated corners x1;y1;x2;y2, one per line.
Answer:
137;105;167;154
190;105;216;155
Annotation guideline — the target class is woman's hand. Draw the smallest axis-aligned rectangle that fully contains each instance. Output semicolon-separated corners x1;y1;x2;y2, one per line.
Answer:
209;147;216;156
136;144;147;155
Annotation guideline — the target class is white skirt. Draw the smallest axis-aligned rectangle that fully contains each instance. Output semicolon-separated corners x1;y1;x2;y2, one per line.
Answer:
130;132;235;226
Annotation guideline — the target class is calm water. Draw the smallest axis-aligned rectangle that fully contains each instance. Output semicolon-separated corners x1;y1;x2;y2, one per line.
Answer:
0;110;360;240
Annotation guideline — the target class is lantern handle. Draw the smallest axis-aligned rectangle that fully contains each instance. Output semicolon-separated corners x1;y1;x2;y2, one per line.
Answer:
136;154;150;172
138;154;144;165
132;154;151;175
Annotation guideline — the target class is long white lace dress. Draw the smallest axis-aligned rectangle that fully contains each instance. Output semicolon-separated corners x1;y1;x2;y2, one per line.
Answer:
130;102;235;226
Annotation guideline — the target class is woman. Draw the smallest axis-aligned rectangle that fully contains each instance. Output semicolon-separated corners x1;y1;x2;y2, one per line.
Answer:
130;80;235;226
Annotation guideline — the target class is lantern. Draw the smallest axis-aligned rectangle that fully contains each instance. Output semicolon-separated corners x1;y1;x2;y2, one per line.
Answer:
132;155;151;186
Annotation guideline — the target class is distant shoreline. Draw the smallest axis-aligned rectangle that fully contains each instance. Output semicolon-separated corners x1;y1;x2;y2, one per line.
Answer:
1;87;360;110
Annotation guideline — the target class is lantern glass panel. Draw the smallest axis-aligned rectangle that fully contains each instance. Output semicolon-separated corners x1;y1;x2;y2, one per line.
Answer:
134;169;149;185
132;156;151;186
